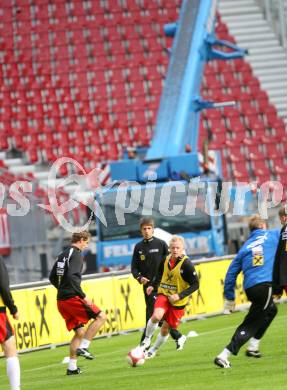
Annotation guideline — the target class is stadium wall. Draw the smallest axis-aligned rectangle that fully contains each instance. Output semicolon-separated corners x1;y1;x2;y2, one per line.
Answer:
5;256;248;353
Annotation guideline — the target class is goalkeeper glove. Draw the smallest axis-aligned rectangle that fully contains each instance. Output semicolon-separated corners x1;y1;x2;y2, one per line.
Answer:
223;299;235;314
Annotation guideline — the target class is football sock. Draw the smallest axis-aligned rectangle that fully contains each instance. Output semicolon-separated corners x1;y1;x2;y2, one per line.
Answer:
153;333;169;351
6;356;20;390
68;358;78;371
218;348;231;361
248;337;260;351
79;338;90;349
169;328;181;340
145;319;158;338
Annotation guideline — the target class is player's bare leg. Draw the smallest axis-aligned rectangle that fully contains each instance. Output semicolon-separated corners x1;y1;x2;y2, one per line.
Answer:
85;312;107;340
77;312;107;360
67;327;85;375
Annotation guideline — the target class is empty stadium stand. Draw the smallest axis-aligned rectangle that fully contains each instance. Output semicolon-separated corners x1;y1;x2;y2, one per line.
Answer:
0;0;179;172
200;13;287;187
0;0;286;194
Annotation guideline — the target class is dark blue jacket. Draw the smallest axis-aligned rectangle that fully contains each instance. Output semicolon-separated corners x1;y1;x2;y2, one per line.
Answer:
224;229;280;300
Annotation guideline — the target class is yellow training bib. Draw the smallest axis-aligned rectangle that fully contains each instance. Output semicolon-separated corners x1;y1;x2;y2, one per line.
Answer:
158;255;190;307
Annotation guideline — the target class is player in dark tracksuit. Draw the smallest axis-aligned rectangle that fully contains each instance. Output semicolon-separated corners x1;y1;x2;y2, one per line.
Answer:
214;216;280;368
273;205;287;295
131;235;169;329
49;231;106;375
131;218;185;348
0;256;20;390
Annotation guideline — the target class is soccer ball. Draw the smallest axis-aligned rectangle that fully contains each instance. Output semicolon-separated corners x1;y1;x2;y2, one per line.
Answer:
127;347;145;367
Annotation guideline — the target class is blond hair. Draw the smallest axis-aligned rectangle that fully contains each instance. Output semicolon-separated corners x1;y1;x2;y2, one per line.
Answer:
248;215;267;231
169;235;185;248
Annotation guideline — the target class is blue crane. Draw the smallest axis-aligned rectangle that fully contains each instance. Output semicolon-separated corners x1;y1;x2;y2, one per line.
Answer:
95;0;247;269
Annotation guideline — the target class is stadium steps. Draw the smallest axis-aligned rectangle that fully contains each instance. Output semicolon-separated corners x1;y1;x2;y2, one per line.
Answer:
219;0;287;125
254;66;287;75
247;46;283;55
9;165;36;174
219;2;259;16
3;158;24;168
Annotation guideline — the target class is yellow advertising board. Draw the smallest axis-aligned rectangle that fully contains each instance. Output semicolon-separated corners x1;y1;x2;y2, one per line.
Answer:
8;258;247;352
184;259;246;318
10;274;147;351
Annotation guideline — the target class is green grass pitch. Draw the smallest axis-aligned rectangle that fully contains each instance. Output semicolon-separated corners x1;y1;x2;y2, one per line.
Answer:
1;303;287;390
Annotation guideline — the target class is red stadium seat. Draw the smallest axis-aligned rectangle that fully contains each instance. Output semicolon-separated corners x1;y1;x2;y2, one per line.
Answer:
233;160;251;176
0;3;284;187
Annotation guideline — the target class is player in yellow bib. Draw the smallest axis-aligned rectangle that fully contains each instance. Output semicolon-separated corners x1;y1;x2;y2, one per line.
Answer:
140;235;199;359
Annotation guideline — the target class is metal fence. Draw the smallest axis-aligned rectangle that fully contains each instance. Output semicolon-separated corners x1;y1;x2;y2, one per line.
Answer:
6;199;51;284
